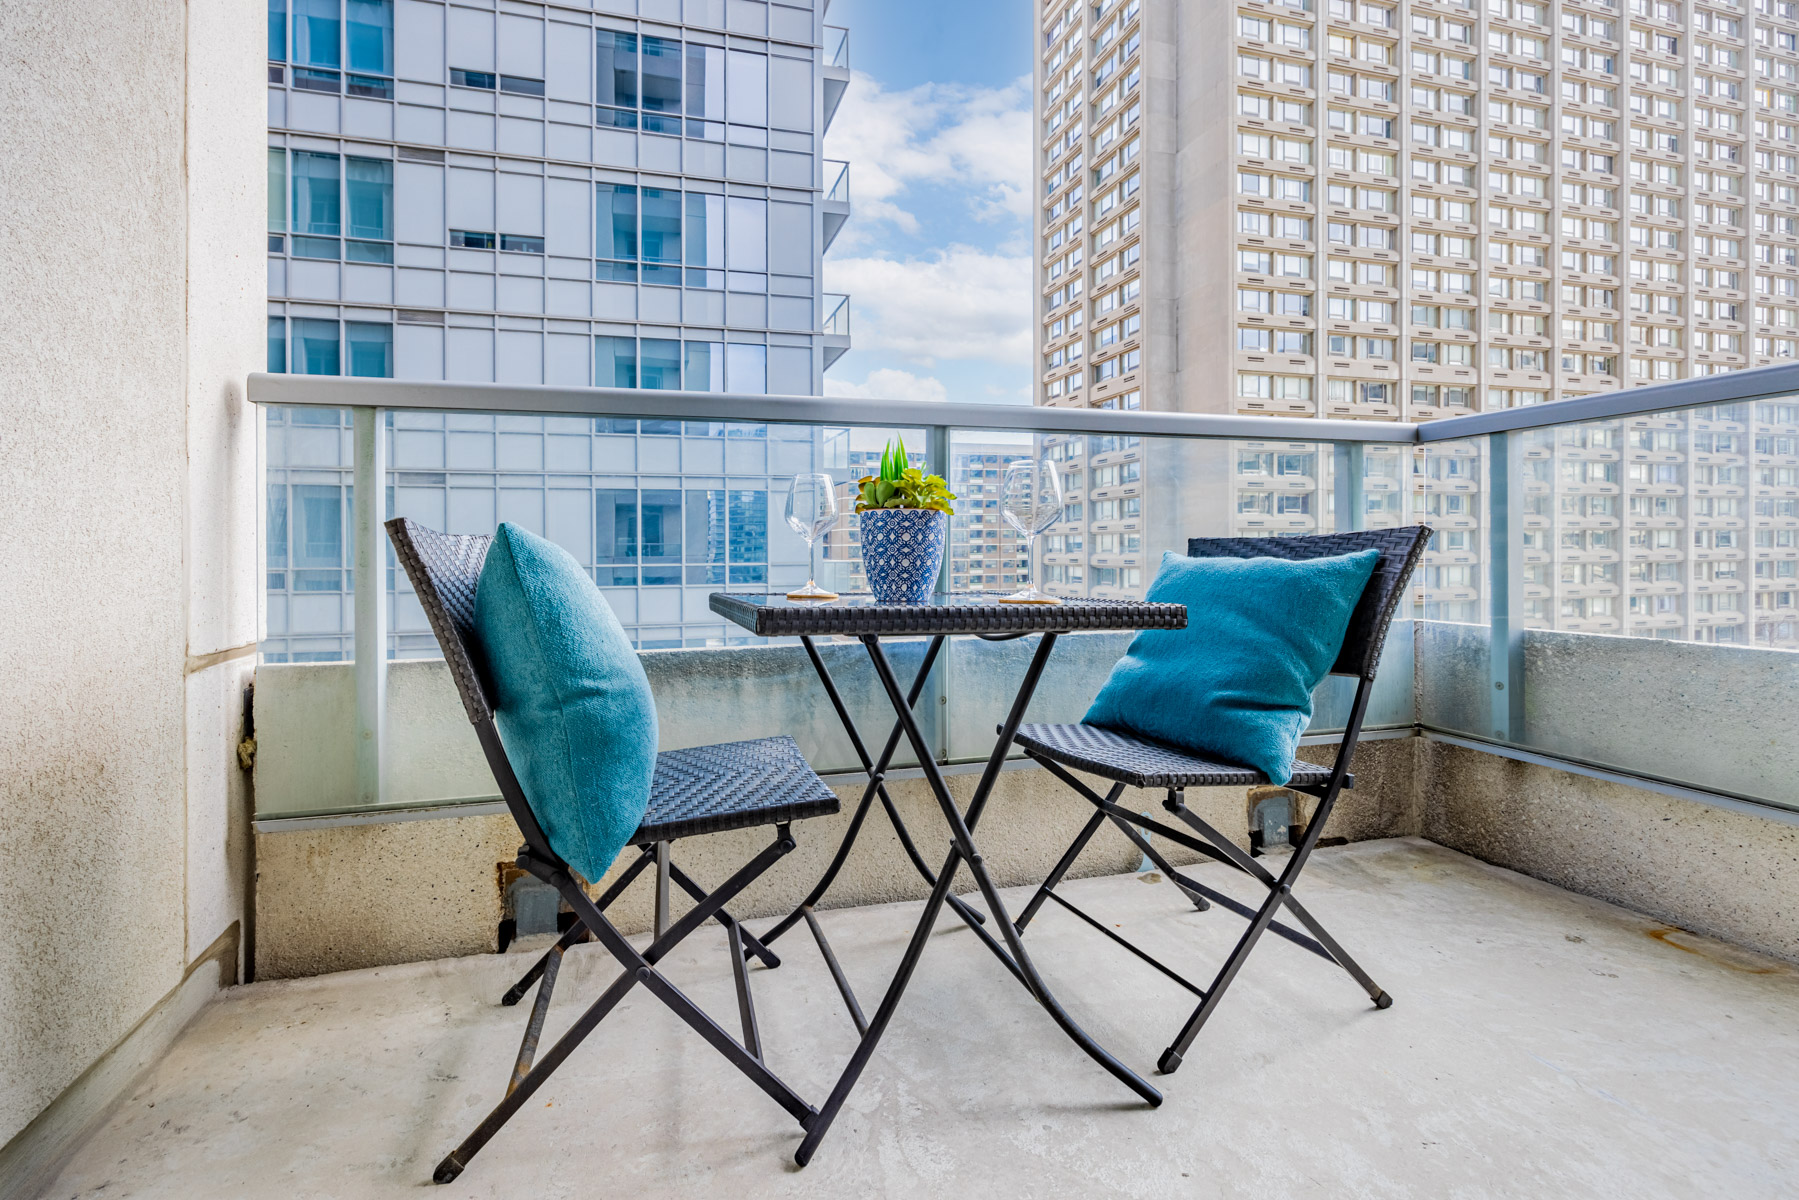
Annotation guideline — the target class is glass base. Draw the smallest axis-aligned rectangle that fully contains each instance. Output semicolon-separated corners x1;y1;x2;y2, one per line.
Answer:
786;581;840;601
997;587;1062;605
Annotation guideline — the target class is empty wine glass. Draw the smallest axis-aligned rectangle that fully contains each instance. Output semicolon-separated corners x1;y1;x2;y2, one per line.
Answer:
999;457;1065;604
784;472;840;600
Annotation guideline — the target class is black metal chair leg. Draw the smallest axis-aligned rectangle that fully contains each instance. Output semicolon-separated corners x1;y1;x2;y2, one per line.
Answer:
668;861;781;969
437;829;810;1184
501;846;653;1006
1015;803;1111;933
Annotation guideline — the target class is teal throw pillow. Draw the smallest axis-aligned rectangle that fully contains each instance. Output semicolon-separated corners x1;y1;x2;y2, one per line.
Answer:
1083;548;1380;784
475;523;658;882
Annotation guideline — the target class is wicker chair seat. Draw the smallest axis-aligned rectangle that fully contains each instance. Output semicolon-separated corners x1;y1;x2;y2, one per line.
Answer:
636;736;840;844
1014;722;1337;791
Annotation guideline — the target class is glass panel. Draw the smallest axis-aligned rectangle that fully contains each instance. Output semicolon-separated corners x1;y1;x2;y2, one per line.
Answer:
683;340;723;391
345;322;392;378
726;49;766;125
345;157;391;241
726;343;766;393
267;148;286;232
267;317;286;373
594;335;635;387
292;318;340;375
685;43;724;135
596;489;638;585
292;151;340;236
942;430;1416;762
595;30;637;108
345;0;393;76
293;0;340;69
726;196;766;272
641;35;682;133
294;484;345;568
598;183;637;261
684;192;723;287
640;338;681;389
268;0;287;61
640;187;681;284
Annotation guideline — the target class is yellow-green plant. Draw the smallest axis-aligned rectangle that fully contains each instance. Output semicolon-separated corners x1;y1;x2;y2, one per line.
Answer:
854;437;956;514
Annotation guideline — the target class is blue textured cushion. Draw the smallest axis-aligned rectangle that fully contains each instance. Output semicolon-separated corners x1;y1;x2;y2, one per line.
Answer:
475;523;658;882
1083;549;1380;784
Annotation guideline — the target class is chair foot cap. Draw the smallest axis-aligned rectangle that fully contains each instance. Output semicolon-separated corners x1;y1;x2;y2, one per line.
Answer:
1157;1048;1183;1075
432;1159;465;1185
1373;990;1394;1010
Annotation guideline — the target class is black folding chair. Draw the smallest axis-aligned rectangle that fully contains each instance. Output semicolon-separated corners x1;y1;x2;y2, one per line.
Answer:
387;518;840;1183
1010;526;1431;1074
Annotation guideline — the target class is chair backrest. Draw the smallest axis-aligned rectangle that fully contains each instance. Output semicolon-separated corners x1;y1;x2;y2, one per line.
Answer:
385;518;497;724
1185;526;1433;681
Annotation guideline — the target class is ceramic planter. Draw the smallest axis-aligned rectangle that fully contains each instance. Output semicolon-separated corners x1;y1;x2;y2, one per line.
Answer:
859;508;949;604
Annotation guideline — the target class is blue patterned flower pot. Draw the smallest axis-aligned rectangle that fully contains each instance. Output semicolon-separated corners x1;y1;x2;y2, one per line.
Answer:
859;508;949;604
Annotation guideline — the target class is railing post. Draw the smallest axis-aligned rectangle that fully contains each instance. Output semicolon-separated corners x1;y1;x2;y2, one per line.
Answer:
1485;431;1525;744
927;424;951;764
1332;442;1365;532
353;406;388;806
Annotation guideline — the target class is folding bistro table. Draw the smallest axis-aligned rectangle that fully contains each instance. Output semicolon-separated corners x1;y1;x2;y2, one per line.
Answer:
708;592;1187;1164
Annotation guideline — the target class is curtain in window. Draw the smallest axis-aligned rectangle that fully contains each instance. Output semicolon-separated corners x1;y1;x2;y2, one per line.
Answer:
293;318;340;375
345;322;392;378
345;0;392;75
293;152;341;235
268;0;287;61
293;0;340;68
345;157;392;240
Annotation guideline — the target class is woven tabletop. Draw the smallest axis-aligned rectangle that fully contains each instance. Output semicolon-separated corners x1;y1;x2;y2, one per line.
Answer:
710;591;1187;638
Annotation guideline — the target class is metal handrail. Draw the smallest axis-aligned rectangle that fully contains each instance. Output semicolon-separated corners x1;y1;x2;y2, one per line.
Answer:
245;374;1414;442
248;361;1799;444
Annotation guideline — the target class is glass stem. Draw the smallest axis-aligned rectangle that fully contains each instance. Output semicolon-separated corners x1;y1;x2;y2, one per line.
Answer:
808;538;817;587
1025;532;1036;592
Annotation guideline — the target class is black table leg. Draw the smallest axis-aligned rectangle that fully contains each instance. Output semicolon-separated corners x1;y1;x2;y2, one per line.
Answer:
757;634;987;953
793;633;1160;1166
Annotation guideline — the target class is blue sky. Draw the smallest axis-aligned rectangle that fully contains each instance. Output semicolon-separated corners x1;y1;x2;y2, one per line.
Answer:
821;0;1037;407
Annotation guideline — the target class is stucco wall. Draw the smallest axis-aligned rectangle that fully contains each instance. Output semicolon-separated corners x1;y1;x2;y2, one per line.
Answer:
0;0;261;1158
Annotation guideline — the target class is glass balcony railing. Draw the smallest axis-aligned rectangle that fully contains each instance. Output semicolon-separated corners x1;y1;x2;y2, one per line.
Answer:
246;366;1799;829
825;159;850;203
823;293;850;337
824;25;849;69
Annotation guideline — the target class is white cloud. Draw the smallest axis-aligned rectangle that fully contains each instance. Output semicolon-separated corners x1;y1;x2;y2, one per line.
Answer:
825;72;1033;233
826;247;1033;365
825;367;950;405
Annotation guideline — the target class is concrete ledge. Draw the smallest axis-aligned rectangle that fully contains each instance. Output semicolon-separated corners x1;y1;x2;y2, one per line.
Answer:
1419;739;1799;964
252;740;1418;980
0;924;238;1200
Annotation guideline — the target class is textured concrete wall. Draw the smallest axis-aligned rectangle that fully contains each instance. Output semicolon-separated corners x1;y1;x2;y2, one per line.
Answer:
253;738;1418;979
0;0;260;1156
1419;740;1799;963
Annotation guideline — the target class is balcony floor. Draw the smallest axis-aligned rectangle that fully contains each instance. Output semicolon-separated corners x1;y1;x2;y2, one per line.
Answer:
44;838;1799;1199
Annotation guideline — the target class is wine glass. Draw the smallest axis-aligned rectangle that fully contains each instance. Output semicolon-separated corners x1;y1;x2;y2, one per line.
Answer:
784;472;840;600
999;457;1065;604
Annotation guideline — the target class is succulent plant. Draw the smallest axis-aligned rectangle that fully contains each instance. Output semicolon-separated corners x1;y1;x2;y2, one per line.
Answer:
854;437;956;514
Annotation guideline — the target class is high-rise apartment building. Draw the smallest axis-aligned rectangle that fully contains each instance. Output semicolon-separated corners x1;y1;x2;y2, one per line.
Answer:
262;0;851;658
1033;0;1799;647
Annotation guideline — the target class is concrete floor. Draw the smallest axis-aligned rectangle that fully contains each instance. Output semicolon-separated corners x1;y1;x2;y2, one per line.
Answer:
41;839;1799;1199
